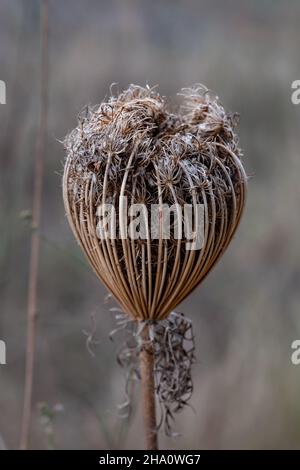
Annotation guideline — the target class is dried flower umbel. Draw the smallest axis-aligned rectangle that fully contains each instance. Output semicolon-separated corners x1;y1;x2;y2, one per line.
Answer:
62;84;247;449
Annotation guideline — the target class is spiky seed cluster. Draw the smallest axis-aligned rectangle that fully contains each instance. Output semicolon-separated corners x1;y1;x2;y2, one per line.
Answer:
110;310;195;436
63;84;247;321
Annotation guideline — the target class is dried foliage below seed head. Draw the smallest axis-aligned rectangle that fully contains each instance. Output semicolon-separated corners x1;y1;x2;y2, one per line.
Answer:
110;310;195;436
63;84;247;321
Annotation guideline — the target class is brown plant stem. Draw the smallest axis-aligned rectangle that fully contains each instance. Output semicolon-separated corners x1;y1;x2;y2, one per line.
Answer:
20;0;49;450
140;324;158;450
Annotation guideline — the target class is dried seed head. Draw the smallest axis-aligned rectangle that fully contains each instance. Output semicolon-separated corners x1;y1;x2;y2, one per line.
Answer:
63;84;247;321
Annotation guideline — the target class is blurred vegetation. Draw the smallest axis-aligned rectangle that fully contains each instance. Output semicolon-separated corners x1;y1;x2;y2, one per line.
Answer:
1;0;300;449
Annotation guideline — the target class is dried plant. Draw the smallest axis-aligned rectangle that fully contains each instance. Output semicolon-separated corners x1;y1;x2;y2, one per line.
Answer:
62;84;247;449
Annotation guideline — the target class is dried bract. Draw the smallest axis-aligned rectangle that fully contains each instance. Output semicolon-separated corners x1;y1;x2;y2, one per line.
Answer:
63;84;247;321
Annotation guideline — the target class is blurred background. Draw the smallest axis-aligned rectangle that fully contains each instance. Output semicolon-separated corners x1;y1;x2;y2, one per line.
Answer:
1;0;300;450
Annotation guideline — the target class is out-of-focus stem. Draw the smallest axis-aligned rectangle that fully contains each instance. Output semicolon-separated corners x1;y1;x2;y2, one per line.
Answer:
20;0;49;450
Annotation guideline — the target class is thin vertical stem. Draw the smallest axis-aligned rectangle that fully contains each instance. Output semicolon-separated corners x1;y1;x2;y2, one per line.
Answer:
140;324;158;450
20;0;49;450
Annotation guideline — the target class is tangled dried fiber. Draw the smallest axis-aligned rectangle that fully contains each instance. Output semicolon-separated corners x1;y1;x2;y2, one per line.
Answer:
62;84;247;448
110;309;195;436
